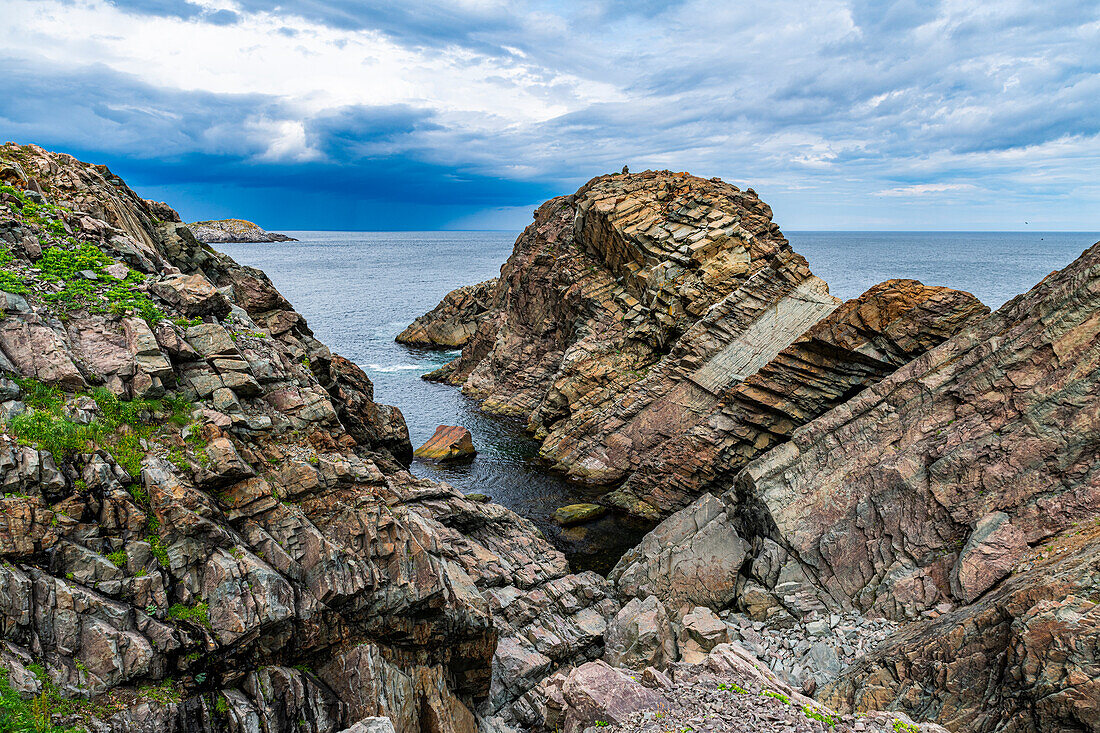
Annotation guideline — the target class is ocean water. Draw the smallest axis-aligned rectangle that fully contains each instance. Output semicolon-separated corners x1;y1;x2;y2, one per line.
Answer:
216;230;1099;572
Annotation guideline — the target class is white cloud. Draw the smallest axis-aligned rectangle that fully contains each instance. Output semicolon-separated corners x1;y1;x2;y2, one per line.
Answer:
875;183;980;197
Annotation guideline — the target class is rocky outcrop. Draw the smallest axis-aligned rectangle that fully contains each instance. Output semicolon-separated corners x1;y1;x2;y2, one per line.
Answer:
187;219;297;243
397;279;497;349
598;239;1100;729
0;143;596;733
410;173;985;525
605;279;988;518
421;171;839;470
735;239;1100;622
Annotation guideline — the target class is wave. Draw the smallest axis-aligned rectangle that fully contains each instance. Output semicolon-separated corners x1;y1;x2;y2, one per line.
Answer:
365;363;428;373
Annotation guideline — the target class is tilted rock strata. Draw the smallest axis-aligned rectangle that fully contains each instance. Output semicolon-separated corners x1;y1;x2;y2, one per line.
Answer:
824;522;1100;732
605;278;988;518
421;171;840;483
0;143;598;732
397;279;497;349
735;239;1100;621
187;218;297;243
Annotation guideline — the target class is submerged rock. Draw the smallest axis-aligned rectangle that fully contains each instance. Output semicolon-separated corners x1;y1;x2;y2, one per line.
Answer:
413;424;476;460
552;502;607;526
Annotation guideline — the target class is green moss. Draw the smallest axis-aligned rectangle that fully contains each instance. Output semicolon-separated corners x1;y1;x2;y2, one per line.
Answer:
761;689;790;705
147;533;169;569
0;668;82;733
37;243;164;325
802;705;838;728
106;549;128;569
168;601;210;629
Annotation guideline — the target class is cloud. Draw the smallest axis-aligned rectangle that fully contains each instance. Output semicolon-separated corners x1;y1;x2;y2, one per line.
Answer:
0;0;1097;230
875;183;980;197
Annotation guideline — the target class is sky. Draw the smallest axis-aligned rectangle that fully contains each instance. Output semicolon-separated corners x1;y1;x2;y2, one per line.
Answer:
0;0;1097;231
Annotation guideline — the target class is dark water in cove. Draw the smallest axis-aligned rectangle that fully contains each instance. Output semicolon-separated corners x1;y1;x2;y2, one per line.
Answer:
217;230;1099;573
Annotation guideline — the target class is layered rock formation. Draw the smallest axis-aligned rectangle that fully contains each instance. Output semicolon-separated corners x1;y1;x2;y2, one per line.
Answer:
397;279;497;349
406;172;986;521
0;143;608;733
187;219;297;243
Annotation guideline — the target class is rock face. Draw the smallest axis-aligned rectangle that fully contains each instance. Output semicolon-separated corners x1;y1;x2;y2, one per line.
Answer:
187;218;297;243
413;425;476;460
825;522;1100;732
397;279;497;349
735;239;1100;621
0;143;597;733
600;239;1100;730
606;279;988;518
408;172;985;523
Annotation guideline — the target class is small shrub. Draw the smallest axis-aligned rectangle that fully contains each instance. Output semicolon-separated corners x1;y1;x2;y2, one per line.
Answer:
892;721;920;733
147;534;170;569
761;689;790;705
106;549;128;569
168;601;211;629
802;705;838;728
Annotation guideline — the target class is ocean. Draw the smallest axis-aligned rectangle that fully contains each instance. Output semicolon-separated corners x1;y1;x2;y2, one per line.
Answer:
216;230;1099;572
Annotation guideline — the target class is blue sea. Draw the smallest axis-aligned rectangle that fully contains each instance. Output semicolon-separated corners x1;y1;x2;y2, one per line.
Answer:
217;230;1099;571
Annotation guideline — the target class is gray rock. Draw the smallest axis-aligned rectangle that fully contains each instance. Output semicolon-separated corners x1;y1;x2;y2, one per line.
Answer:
604;595;677;670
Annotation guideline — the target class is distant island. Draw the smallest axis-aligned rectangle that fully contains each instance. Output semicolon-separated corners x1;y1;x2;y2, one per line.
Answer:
187;218;297;243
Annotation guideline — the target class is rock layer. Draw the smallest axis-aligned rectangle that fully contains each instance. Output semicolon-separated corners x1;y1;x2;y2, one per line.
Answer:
606;278;988;518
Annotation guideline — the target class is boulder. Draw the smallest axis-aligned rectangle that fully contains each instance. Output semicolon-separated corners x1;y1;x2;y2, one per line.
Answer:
150;273;230;317
950;511;1028;603
677;606;728;663
610;494;748;614
604;596;677;670
413;425;476;461
561;660;668;733
552;503;606;526
339;719;398;733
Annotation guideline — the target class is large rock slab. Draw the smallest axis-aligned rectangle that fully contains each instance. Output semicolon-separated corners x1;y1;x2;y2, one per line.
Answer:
610;494;748;615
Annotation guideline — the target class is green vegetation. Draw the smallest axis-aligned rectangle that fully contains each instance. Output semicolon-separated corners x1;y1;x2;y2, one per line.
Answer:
168;601;210;629
0;667;81;733
717;681;748;694
892;721;920;733
761;690;790;705
38;244;163;325
802;705;838;728
7;378;196;480
0;246;28;296
106;550;127;569
147;534;169;569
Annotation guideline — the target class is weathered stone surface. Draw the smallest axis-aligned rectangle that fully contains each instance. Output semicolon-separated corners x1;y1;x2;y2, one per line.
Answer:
950;510;1027;603
414;425;476;461
561;660;668;733
150;273;231;317
678;606;728;663
825;523;1100;732
397;278;497;348
604;595;677;670
610;494;748;615
607;279;988;518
